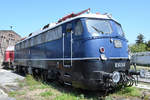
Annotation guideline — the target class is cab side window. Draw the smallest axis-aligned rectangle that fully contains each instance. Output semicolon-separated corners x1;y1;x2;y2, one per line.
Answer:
75;20;83;36
66;23;72;33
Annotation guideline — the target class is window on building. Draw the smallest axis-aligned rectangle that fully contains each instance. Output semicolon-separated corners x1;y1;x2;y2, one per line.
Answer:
15;45;17;50
6;40;9;44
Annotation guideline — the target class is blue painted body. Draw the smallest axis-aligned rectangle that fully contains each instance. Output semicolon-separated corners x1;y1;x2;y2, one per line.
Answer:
15;17;130;90
15;18;128;61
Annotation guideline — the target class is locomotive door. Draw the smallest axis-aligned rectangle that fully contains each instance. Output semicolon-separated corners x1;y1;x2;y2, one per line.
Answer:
63;22;73;68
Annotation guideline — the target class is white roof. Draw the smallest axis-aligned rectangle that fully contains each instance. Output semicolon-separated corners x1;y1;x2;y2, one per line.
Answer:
6;46;14;51
17;13;115;44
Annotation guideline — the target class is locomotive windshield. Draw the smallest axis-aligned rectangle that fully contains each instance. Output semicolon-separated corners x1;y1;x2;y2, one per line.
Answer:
86;19;124;36
115;22;124;36
86;19;113;36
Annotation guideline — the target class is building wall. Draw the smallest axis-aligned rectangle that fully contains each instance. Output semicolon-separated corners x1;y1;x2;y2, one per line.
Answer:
0;30;21;65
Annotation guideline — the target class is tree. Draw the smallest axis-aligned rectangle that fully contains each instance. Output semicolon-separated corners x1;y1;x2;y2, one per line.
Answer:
136;34;144;44
129;43;147;53
147;40;150;47
146;40;150;51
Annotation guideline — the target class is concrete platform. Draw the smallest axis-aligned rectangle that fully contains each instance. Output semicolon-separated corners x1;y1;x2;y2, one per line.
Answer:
0;68;24;100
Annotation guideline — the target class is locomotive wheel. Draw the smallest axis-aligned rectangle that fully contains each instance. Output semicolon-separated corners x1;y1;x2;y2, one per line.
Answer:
32;69;39;80
41;71;48;82
23;67;28;76
16;66;21;73
22;67;27;76
15;66;19;73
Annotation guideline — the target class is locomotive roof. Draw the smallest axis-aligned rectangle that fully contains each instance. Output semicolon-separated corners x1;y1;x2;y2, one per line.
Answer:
17;13;114;44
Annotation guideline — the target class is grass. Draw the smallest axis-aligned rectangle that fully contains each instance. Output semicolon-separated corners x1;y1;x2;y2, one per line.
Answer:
9;91;26;97
105;96;113;100
114;87;141;97
8;75;150;100
39;90;53;97
130;65;150;70
54;93;77;100
54;93;91;100
105;87;141;100
26;75;40;86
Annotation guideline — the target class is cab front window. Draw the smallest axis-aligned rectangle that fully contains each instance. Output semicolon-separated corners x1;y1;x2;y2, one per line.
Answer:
115;23;124;36
86;19;113;36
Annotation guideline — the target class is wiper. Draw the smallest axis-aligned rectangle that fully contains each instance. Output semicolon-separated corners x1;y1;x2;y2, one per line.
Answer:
91;26;104;34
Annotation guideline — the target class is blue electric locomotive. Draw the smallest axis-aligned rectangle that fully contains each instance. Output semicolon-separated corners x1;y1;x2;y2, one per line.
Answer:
14;9;140;90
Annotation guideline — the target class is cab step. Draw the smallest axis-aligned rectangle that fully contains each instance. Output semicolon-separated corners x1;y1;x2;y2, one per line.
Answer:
64;82;72;86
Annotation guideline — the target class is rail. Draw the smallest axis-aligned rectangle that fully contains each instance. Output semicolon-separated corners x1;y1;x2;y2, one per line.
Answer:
138;70;150;83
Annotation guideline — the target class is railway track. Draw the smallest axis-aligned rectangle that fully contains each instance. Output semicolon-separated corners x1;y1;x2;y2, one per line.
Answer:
139;78;150;83
134;70;150;90
138;70;150;83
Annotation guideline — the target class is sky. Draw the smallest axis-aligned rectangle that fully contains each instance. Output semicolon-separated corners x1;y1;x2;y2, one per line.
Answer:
0;0;150;44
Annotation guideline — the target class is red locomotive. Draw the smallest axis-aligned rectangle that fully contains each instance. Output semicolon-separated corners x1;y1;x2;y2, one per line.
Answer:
2;46;14;69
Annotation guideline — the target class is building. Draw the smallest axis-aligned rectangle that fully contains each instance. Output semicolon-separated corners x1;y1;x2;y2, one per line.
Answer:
131;52;150;66
0;30;21;65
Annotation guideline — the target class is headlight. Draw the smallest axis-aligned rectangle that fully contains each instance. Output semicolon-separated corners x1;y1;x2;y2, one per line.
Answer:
100;54;107;60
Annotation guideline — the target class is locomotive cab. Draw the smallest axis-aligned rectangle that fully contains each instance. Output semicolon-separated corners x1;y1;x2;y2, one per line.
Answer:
71;17;138;89
84;18;130;72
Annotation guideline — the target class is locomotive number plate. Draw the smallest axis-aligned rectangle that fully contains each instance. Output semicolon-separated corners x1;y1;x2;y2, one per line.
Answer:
115;62;125;68
114;40;122;48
